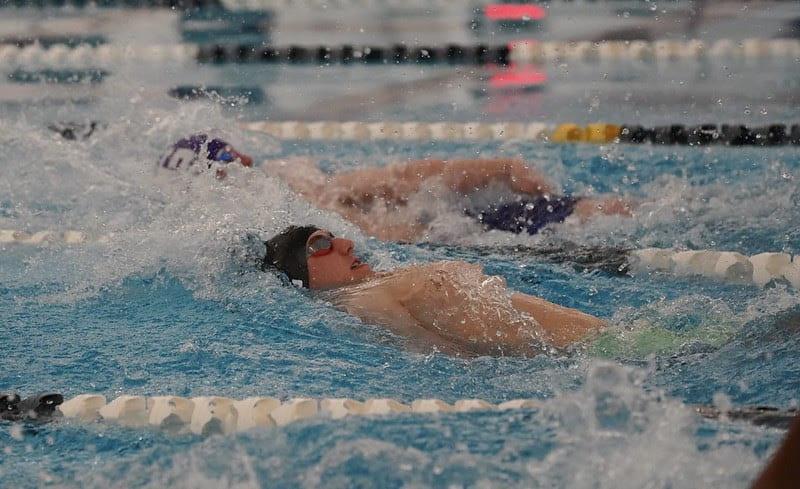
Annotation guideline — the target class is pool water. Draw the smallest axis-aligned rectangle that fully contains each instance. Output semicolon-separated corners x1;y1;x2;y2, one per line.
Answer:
2;6;800;489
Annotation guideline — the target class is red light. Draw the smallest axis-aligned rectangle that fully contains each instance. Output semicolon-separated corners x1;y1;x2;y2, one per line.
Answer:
508;39;539;51
489;68;547;89
484;4;547;21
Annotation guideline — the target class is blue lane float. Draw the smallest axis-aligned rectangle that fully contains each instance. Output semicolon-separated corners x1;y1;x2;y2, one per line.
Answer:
167;85;265;105
7;68;109;84
0;34;106;48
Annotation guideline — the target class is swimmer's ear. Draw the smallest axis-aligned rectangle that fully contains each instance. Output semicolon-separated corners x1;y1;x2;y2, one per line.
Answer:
261;240;275;272
263;265;305;289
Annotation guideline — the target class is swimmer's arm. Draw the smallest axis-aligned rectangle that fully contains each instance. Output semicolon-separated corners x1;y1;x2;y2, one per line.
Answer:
510;293;605;348
326;206;423;242
439;159;554;196
382;158;555;197
573;197;635;221
329;158;555;203
338;286;471;356
752;415;800;489
386;309;475;357
263;158;328;200
330;160;446;203
392;263;545;355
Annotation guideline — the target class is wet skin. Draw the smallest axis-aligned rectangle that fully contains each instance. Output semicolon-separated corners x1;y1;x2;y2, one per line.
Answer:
303;228;606;356
265;157;633;242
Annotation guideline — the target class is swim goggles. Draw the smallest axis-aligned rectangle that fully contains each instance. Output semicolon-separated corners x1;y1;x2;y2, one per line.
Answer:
307;233;334;258
216;148;235;162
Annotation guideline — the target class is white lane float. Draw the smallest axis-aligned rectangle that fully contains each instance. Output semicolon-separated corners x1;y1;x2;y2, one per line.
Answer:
629;248;799;288
2;228;797;289
52;394;797;435
54;394;541;435
233;397;280;431
190;397;239;436
149;396;196;432
241;120;557;142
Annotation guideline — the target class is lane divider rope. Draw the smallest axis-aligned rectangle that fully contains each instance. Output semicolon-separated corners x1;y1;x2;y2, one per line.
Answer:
2;392;794;434
0;44;198;67
629;249;800;289
215;0;661;10
189;38;800;64
0;229;96;245
241;121;800;146
3;229;799;289
221;0;800;10
2;38;799;68
6;0;790;10
0;0;215;7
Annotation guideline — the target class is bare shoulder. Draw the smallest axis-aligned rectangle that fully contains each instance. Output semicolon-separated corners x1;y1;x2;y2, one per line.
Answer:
386;261;503;302
326;276;419;329
396;260;482;274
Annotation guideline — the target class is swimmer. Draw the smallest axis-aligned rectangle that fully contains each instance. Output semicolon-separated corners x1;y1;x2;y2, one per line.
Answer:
752;414;800;489
264;157;633;242
160;134;253;179
260;225;605;357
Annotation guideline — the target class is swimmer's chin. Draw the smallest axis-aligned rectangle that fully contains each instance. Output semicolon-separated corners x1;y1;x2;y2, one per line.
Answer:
350;264;374;281
315;268;374;291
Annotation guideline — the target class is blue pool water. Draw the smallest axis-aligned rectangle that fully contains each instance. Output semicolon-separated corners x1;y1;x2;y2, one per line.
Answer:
2;8;800;488
2;116;798;486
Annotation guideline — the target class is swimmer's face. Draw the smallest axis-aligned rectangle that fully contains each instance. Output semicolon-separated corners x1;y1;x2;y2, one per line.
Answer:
219;146;253;167
306;229;372;290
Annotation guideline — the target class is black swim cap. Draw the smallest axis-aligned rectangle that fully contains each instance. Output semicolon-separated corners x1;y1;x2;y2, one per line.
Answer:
262;225;320;288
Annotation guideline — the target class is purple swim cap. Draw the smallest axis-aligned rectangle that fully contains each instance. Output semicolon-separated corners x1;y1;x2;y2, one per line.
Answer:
160;133;234;170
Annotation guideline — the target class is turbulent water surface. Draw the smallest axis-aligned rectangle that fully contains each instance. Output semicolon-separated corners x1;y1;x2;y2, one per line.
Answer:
1;10;799;488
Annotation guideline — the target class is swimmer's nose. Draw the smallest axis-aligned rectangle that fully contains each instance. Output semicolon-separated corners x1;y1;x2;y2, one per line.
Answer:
332;237;354;255
236;152;253;167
